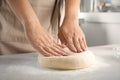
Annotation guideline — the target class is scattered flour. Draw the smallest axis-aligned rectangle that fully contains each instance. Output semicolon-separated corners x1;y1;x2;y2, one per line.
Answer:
6;56;110;75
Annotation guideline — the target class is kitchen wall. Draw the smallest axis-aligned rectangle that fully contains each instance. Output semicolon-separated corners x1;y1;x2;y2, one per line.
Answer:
79;0;120;47
80;22;120;47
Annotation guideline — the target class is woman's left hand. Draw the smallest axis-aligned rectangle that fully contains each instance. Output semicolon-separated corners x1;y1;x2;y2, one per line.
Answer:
58;19;87;53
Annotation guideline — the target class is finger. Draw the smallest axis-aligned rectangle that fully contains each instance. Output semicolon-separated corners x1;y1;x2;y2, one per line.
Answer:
83;38;88;50
45;36;54;45
43;46;61;56
45;32;54;41
32;39;54;56
52;40;63;48
79;38;85;51
53;45;68;56
53;40;66;48
38;46;53;57
73;37;82;52
67;38;77;52
58;31;67;45
50;47;68;56
57;44;66;48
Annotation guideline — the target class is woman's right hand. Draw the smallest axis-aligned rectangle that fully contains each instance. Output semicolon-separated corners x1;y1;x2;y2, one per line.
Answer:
25;21;68;57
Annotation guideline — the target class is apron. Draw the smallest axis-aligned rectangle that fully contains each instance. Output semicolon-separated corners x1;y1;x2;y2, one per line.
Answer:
0;0;65;55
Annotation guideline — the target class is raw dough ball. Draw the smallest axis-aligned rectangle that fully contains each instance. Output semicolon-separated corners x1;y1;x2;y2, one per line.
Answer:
38;48;96;69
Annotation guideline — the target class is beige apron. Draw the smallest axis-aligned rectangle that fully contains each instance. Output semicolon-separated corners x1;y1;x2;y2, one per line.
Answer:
0;0;65;55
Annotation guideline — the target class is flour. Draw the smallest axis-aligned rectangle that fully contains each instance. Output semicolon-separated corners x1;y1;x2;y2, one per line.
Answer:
6;56;109;75
6;65;42;75
79;56;110;72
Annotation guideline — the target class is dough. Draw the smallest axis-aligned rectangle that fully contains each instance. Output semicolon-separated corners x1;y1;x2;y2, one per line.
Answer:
38;48;96;70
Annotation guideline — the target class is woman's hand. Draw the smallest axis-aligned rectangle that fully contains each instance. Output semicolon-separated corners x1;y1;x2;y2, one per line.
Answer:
25;21;68;57
58;19;87;53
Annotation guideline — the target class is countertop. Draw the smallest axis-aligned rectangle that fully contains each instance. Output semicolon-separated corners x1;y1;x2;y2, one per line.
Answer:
0;45;120;80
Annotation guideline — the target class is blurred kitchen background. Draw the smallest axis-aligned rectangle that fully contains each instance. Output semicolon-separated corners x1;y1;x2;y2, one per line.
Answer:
79;0;120;46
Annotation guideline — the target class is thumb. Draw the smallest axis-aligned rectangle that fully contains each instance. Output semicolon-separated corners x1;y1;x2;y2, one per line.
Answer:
58;31;67;45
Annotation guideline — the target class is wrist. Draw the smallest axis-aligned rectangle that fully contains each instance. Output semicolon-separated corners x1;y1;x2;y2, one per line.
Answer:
24;18;42;28
63;12;79;24
62;16;79;25
64;13;78;20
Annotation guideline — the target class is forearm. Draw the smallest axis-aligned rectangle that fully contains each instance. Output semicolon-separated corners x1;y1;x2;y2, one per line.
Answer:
59;0;87;52
7;0;40;25
65;0;80;20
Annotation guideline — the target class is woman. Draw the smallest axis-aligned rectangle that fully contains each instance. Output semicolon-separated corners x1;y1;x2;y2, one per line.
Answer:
0;0;87;56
